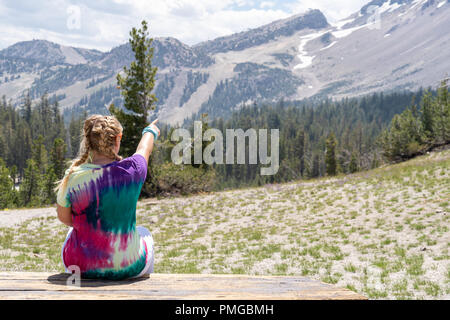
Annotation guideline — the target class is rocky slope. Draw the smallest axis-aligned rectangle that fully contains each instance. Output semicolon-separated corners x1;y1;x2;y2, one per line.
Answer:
0;0;448;124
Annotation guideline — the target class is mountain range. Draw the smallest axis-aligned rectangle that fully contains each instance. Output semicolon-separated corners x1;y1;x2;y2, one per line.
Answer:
0;0;449;124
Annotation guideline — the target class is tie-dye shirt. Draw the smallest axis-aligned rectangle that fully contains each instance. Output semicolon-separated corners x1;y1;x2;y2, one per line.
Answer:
57;154;148;280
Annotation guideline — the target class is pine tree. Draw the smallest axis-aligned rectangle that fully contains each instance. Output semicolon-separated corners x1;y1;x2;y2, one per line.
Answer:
23;91;32;125
349;152;359;173
43;167;57;204
51;100;65;143
0;158;15;209
32;135;48;175
110;20;158;157
19;159;41;207
50;138;67;179
0;129;5;161
15;122;32;177
9;164;17;184
294;130;305;177
311;153;320;178
68;112;86;158
325;132;337;176
433;79;450;144
420;91;434;140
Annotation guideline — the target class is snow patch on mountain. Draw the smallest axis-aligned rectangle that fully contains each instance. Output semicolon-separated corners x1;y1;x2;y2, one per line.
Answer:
332;18;356;29
320;41;337;51
0;0;448;124
411;0;428;9
293;31;328;70
377;1;403;15
332;25;366;39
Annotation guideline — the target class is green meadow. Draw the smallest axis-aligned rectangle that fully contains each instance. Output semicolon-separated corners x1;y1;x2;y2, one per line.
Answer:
0;149;449;300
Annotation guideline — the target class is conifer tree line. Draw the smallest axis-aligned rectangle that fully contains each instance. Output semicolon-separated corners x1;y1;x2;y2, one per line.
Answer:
192;88;433;188
1;18;448;209
147;84;448;192
0;92;80;209
0;81;448;209
380;79;449;161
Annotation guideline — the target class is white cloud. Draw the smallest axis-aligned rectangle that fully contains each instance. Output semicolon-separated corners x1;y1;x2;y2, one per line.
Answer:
0;0;372;51
93;0;291;46
260;1;276;9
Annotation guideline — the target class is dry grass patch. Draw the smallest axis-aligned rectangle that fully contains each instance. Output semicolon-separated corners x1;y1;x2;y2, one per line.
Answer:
0;150;449;299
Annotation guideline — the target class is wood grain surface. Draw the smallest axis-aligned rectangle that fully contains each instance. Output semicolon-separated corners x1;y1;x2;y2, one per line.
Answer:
0;272;367;300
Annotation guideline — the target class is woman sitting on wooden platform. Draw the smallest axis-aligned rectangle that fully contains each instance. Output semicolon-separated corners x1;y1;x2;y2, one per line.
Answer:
55;115;159;280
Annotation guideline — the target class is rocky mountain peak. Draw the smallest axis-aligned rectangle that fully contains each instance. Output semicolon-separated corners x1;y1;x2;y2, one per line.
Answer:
194;9;329;54
0;39;103;65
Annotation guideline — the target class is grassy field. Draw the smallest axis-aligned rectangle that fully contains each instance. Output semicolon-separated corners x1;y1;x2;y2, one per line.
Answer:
0;150;449;299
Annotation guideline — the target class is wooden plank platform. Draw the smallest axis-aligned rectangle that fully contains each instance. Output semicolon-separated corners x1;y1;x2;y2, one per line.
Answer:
0;272;366;300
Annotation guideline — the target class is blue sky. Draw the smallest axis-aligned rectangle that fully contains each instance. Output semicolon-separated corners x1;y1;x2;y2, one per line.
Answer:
0;0;371;52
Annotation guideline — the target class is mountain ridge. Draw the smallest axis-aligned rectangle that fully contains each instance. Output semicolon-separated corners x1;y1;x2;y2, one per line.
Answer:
193;9;329;55
0;0;448;124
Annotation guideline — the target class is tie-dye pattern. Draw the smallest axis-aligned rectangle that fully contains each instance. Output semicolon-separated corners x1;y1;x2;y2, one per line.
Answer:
57;154;148;280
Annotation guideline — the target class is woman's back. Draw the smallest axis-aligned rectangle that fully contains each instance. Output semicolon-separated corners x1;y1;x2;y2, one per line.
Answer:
57;153;149;279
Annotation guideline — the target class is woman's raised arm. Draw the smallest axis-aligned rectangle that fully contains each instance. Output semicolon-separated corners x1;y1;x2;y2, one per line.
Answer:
134;119;160;165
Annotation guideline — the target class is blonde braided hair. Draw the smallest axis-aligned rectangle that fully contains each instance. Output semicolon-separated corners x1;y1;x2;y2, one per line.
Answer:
54;114;123;193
